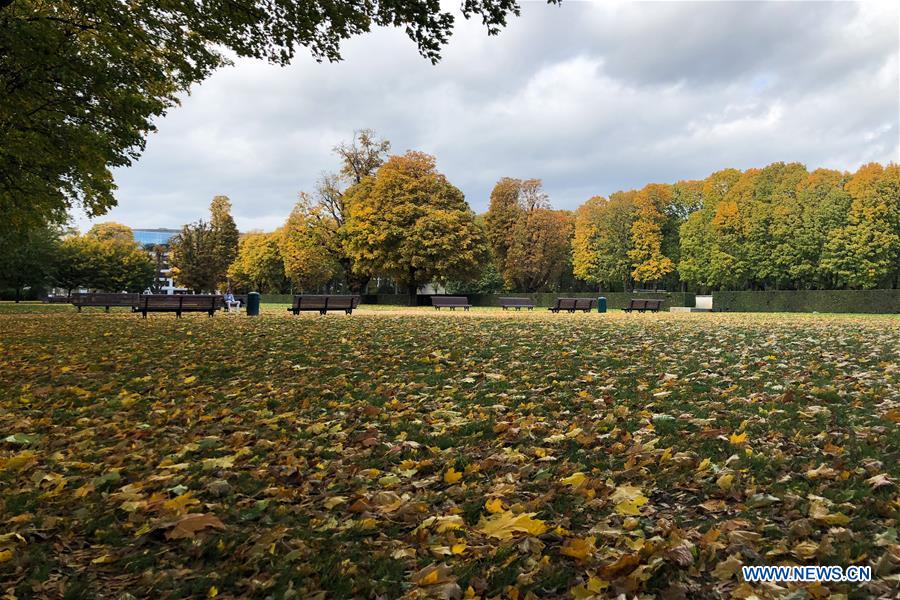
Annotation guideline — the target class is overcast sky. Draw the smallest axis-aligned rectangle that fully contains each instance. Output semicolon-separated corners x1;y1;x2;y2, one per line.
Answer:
75;0;900;233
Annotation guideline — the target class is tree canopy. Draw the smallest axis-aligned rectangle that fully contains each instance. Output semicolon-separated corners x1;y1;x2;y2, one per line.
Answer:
0;0;558;235
345;151;487;303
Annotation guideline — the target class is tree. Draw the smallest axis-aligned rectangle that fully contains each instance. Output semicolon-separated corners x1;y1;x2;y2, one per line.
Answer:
228;231;287;293
210;196;240;289
573;193;638;290
822;163;900;289
628;184;675;285
0;1;557;235
484;177;567;291
280;197;342;292
505;209;573;291
298;130;392;293
170;220;219;293
484;178;526;282
85;222;136;244
344;151;487;305
0;224;59;301
49;227;154;293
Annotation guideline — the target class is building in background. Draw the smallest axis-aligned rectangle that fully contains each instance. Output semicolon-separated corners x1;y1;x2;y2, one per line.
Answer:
132;228;185;294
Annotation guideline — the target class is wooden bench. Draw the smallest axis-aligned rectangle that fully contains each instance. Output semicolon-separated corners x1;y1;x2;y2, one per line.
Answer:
548;298;596;313
71;293;140;312
431;296;471;311
499;297;535;311
135;294;222;318
287;295;360;315
44;296;71;304
624;299;663;313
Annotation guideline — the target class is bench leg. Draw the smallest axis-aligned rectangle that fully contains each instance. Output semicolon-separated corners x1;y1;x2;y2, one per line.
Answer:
345;309;351;315
176;311;181;318
464;307;469;311
320;310;326;316
77;306;82;313
142;310;147;319
208;310;213;317
105;306;110;312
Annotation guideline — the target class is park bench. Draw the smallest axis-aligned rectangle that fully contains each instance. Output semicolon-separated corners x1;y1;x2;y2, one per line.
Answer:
624;299;663;313
135;294;222;318
287;295;360;315
431;296;471;311
71;292;140;312
44;296;70;304
548;298;596;313
499;297;535;311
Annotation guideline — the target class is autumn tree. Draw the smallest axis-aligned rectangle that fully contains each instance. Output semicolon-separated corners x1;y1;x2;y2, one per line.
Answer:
279;196;342;292
227;231;287;293
505;209;573;292
822;163;900;288
628;184;675;285
345;151;487;305
0;0;557;235
573;192;638;290
484;178;570;291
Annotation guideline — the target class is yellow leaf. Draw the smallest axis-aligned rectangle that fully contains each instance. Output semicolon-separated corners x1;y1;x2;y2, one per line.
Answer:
451;543;467;555
485;497;504;514
324;496;347;510
729;431;747;445
420;569;440;586
0;549;13;563
444;467;462;484
716;473;734;491
611;485;648;515
560;536;595;560
561;472;587;488
0;450;37;472
183;375;197;384
697;458;711;471
207;586;218;598
477;511;547;540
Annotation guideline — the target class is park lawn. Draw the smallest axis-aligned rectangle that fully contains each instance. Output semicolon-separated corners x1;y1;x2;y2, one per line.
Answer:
0;308;898;599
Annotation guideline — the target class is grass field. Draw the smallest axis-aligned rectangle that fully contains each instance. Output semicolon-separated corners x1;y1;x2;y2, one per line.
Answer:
1;304;898;599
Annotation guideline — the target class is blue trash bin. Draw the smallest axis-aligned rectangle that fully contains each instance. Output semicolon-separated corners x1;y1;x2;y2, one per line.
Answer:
598;296;607;313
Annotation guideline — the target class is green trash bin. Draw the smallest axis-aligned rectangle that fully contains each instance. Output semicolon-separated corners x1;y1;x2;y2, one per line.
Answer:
597;296;607;313
246;292;260;317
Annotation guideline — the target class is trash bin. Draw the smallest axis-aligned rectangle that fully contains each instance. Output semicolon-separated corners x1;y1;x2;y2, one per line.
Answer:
597;296;607;313
247;292;260;317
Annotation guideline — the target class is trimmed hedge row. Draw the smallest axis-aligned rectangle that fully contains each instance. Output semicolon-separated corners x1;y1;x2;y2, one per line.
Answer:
712;290;900;313
363;292;695;310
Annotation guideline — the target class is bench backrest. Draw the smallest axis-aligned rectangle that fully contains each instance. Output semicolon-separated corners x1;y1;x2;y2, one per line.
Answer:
645;299;662;310
628;299;648;310
499;297;533;307
431;296;469;307
139;295;219;309
71;292;140;306
292;295;360;309
574;298;596;310
554;298;577;310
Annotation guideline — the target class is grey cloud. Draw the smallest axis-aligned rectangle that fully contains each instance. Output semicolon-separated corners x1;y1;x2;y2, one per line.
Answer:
76;0;899;233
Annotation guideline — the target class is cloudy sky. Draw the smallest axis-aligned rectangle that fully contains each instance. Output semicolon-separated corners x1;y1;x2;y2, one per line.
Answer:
75;0;899;233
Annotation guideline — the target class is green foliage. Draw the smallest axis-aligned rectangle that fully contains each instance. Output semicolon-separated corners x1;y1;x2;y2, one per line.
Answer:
0;223;59;299
345;151;488;303
573;193;637;289
170;220;219;293
712;289;900;313
227;232;288;293
210;196;240;289
0;1;554;234
51;225;154;293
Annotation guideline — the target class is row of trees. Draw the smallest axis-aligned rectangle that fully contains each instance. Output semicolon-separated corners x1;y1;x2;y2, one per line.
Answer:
168;131;896;302
0;223;155;299
574;162;899;291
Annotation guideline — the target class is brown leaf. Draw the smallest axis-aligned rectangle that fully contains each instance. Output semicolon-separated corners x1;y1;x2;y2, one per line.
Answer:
165;513;226;540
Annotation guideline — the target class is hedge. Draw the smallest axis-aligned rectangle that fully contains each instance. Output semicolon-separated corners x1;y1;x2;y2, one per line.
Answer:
712;290;900;313
362;292;695;310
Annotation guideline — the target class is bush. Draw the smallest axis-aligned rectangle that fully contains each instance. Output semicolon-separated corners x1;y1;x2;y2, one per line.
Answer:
360;292;695;309
712;290;900;313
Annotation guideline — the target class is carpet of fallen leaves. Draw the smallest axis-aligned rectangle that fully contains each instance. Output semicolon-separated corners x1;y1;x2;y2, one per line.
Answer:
0;305;898;599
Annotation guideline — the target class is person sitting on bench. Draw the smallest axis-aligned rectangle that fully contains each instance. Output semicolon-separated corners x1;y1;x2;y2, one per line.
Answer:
224;291;241;313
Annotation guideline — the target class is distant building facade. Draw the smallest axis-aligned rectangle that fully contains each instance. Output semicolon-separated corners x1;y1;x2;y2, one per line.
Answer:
132;228;185;295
